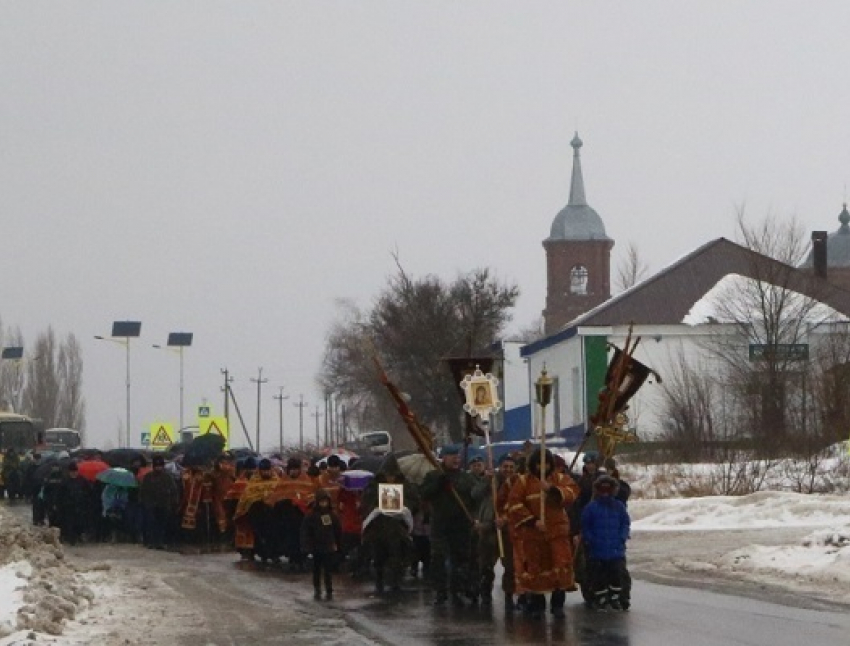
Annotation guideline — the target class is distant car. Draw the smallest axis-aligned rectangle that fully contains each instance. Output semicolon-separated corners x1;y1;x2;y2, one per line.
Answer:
345;431;392;456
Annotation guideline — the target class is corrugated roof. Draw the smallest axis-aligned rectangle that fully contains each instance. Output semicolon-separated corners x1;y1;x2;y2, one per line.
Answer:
525;237;850;353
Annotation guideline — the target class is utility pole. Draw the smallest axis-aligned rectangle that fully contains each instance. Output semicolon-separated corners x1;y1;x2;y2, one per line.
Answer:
273;386;289;455
250;368;268;454
324;393;330;446
294;395;308;451
221;368;234;428
312;405;323;448
335;397;342;445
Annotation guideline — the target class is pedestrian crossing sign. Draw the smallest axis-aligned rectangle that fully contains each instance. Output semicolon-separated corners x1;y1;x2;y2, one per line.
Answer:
149;422;176;451
199;416;229;449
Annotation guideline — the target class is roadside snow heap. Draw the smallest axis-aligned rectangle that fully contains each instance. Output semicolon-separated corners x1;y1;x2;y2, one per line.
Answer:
0;507;96;641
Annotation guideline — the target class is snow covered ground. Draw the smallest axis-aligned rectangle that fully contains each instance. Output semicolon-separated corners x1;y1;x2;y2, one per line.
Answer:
630;491;850;606
0;462;847;643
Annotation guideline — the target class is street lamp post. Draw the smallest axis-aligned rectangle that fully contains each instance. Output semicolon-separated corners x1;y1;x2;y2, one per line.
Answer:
96;320;142;448
153;332;193;433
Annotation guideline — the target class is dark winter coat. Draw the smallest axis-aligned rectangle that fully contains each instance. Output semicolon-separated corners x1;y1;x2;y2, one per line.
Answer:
419;467;476;534
580;493;630;561
300;492;342;555
139;469;179;512
57;475;93;526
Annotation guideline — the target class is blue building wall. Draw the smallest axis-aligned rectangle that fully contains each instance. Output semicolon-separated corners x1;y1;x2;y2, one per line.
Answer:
502;404;532;440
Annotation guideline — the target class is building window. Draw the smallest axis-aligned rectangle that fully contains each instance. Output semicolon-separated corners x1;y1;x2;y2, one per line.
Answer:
570;265;588;294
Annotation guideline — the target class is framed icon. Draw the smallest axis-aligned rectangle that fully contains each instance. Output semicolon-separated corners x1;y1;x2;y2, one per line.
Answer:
378;483;404;513
460;368;501;418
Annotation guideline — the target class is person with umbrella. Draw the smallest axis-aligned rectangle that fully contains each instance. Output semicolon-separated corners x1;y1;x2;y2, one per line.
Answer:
97;467;138;543
77;452;109;483
140;456;179;550
56;461;93;545
40;461;68;529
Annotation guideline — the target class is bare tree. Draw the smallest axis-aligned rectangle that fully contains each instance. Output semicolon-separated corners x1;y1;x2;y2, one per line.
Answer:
319;262;519;443
22;328;60;428
509;317;546;344
57;332;86;434
615;241;650;293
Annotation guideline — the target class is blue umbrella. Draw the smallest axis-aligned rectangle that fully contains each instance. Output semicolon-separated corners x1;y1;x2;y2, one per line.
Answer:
96;467;139;488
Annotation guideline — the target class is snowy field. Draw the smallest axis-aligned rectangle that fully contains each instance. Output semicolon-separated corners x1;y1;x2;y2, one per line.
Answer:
0;452;847;643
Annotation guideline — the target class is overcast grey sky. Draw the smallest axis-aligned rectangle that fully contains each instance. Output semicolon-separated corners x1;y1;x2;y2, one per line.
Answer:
3;2;850;450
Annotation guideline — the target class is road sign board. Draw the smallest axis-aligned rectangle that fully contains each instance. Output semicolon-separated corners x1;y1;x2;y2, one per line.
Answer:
199;417;229;449
149;422;176;451
749;343;809;361
198;406;211;418
141;432;151;447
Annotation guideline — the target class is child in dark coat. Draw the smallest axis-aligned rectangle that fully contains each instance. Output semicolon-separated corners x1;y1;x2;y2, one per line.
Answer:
300;488;342;600
580;474;631;611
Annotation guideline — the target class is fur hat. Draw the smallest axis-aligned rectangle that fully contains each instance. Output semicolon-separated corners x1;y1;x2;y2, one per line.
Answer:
286;457;302;471
593;474;619;494
527;448;554;476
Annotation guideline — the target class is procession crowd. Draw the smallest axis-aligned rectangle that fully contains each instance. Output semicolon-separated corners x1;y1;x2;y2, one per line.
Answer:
0;443;631;620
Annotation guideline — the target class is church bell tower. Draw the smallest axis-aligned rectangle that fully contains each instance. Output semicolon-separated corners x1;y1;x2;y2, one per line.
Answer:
542;134;614;335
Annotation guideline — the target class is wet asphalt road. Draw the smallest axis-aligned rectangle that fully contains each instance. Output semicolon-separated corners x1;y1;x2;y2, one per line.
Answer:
6;499;849;646
331;572;850;646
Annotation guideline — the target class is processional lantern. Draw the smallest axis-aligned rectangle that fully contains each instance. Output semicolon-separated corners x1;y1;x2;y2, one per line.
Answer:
535;366;553;409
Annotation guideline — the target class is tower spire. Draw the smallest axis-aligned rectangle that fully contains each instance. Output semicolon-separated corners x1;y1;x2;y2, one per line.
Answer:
568;132;587;206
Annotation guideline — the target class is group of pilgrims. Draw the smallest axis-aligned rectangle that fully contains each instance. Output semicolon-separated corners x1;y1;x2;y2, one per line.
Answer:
2;441;632;619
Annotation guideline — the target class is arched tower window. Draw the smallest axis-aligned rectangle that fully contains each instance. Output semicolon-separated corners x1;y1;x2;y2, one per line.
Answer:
570;265;588;294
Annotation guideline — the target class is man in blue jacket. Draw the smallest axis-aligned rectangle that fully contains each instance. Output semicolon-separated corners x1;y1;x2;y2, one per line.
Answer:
580;474;631;610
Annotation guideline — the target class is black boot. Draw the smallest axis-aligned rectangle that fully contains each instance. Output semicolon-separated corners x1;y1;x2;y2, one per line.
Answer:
550;589;566;618
450;592;466;608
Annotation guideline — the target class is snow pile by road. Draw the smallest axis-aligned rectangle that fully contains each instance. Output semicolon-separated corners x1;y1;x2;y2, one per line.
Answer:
631;491;850;605
0;507;188;646
0;510;96;644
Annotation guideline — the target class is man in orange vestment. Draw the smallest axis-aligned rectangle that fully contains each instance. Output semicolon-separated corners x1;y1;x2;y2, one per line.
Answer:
507;448;580;619
265;457;316;571
233;459;279;561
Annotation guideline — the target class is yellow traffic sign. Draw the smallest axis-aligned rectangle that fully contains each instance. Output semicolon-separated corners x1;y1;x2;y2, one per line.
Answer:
149;422;176;451
199;416;229;449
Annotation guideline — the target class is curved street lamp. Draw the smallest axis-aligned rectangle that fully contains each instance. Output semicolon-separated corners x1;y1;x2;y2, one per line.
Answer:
153;332;193;434
95;320;142;448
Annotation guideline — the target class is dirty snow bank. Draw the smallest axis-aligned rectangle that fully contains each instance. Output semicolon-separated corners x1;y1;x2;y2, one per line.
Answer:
0;509;96;643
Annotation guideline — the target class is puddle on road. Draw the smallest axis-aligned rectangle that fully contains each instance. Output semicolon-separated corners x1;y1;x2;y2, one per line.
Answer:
290;617;380;646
